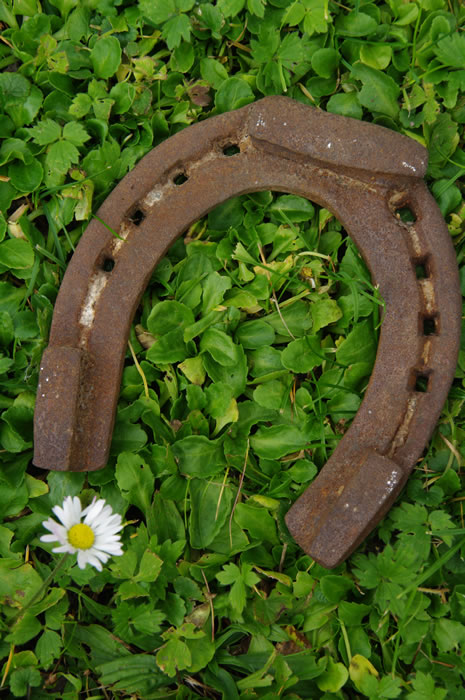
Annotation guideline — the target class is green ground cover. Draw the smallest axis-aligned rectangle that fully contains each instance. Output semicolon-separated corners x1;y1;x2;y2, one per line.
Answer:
1;0;465;697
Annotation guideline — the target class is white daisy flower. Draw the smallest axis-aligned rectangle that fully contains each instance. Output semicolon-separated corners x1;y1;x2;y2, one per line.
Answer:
40;495;124;571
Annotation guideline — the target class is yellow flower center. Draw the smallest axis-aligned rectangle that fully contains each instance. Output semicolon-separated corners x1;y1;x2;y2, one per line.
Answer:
68;523;95;550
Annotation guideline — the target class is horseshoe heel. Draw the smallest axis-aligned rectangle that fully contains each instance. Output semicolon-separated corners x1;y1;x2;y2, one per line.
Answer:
33;97;461;568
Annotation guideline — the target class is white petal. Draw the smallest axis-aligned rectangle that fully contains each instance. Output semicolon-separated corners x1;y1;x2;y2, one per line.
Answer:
97;505;116;524
111;512;122;523
83;498;105;524
41;533;63;543
83;551;103;571
52;503;73;529
77;550;90;569
41;521;68;544
95;543;123;554
90;510;122;535
71;496;84;522
42;519;61;534
94;533;122;544
52;543;75;554
42;517;57;532
52;496;80;528
92;531;117;543
93;543;121;554
93;527;123;541
90;548;110;563
93;519;123;535
95;543;123;555
94;539;122;550
104;514;123;528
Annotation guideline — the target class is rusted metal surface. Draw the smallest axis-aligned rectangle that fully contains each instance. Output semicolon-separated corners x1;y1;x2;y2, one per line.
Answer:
33;96;461;568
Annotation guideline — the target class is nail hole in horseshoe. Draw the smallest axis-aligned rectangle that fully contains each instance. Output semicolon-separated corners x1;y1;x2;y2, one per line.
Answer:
395;206;416;224
173;172;189;186
223;144;241;156
128;207;146;226
414;256;430;279
410;369;432;393
102;257;115;272
423;315;438;336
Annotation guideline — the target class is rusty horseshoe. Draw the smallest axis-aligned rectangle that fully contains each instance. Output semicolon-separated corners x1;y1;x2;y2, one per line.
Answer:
33;96;461;568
